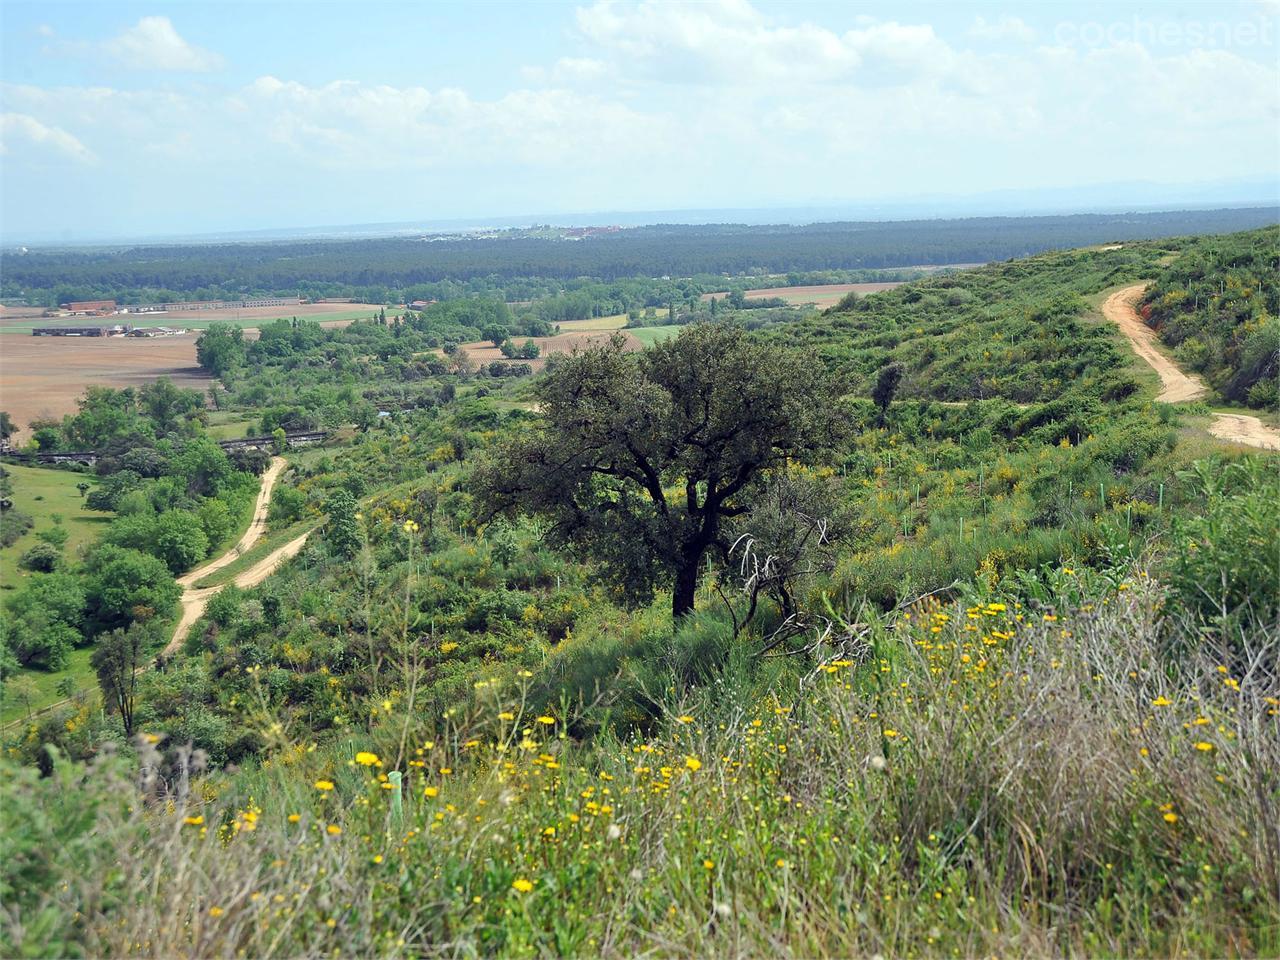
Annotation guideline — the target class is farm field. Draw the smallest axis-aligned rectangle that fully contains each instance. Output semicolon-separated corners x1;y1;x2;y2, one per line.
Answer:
0;463;105;591
460;326;644;370
627;324;683;346
0;302;386;335
0;310;386;441
204;412;259;439
551;313;629;333
0;334;211;440
700;280;908;308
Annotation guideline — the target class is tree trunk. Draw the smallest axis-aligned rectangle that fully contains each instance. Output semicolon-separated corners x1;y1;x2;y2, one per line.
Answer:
672;557;699;619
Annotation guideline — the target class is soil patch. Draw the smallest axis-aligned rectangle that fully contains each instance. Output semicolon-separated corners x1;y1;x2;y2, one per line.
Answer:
0;334;210;439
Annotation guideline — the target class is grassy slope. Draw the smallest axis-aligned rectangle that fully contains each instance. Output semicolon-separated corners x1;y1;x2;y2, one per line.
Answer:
8;576;1274;957
628;324;683;346
0;464;106;589
4;232;1278;955
0;466;109;724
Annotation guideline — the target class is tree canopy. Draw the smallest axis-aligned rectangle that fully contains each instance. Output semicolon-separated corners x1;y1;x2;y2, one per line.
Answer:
475;323;842;616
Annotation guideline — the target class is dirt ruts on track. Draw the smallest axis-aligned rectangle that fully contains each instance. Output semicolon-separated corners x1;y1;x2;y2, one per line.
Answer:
1102;283;1280;452
166;457;312;655
1102;285;1208;403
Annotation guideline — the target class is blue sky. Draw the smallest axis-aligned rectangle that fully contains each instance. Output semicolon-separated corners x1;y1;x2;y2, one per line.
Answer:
1;0;1277;240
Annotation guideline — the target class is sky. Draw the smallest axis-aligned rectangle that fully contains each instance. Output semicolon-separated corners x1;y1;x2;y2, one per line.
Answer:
1;0;1278;241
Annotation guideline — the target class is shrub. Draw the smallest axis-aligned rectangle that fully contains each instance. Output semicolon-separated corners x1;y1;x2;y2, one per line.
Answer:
1161;456;1279;651
18;542;60;573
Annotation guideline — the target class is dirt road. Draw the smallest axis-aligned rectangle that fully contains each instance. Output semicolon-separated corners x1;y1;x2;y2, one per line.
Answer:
1206;413;1280;452
3;459;310;732
1102;285;1208;403
166;458;312;655
1103;283;1280;452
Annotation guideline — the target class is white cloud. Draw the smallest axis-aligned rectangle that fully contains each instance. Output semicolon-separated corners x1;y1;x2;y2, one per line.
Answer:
3;0;1277;238
240;76;673;169
573;0;956;86
968;16;1036;43
105;16;223;72
0;113;95;162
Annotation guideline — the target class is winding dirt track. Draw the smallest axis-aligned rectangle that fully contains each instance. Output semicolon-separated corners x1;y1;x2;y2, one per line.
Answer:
3;459;311;732
166;457;312;655
1102;283;1280;451
1102;285;1208;402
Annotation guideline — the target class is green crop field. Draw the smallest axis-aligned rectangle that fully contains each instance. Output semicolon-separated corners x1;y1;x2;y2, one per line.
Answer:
627;324;683;346
204;413;258;440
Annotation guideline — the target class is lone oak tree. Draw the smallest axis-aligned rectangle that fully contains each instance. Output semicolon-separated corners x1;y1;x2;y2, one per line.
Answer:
475;324;841;618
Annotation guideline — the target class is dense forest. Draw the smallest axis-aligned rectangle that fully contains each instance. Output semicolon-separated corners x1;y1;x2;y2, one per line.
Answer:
2;228;1278;957
4;207;1276;306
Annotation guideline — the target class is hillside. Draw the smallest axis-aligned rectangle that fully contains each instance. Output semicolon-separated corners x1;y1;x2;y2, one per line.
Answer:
2;230;1278;958
1139;226;1280;409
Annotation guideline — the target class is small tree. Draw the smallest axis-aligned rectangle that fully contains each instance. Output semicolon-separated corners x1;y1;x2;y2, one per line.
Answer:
76;481;90;499
92;622;149;737
325;490;362;559
872;361;904;427
7;674;38;722
195;323;247;377
152;510;210;573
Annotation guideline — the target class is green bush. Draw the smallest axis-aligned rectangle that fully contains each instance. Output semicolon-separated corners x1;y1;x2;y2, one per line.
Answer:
1161;457;1279;647
18;542;61;573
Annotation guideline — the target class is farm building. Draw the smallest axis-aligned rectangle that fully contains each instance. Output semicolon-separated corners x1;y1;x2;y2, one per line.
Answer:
148;297;300;311
32;326;106;336
60;300;117;315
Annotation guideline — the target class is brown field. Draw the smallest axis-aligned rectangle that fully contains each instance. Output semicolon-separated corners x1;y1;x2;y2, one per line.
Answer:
460;327;643;371
0;302;384;334
700;281;906;309
0;334;210;440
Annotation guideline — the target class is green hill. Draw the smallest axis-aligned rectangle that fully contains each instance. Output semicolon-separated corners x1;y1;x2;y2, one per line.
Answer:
2;230;1277;958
